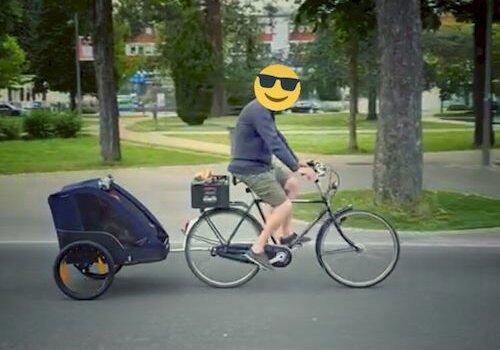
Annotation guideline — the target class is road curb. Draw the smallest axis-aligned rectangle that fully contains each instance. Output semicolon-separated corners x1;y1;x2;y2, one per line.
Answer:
291;219;500;236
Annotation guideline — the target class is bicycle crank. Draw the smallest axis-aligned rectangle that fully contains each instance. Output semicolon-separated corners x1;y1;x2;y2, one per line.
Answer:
214;243;293;268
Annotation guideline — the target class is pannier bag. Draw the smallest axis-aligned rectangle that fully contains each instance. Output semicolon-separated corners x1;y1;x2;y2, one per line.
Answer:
191;172;229;209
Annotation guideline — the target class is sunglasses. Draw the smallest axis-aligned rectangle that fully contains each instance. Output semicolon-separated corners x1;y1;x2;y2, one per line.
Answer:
258;74;300;91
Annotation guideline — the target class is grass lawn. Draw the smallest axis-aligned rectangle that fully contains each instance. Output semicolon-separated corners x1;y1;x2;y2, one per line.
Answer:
82;118;99;128
0;135;226;174
294;190;500;231
129;113;469;132
170;130;494;154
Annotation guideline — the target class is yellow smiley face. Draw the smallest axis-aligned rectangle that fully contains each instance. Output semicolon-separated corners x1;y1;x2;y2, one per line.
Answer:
254;64;301;111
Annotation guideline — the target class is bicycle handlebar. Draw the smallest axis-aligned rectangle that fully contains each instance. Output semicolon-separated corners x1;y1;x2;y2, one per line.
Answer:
303;160;340;197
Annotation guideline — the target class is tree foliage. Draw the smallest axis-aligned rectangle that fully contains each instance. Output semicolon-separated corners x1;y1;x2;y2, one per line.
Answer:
223;0;272;107
0;0;21;37
158;0;215;125
29;0;95;102
0;0;26;89
423;22;474;101
289;28;347;100
0;36;26;89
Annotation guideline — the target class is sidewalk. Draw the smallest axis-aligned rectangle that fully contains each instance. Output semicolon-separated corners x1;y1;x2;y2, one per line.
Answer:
95;117;498;160
1;150;499;243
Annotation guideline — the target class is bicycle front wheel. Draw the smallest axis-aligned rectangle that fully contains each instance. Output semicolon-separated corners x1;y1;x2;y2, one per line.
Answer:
316;210;400;288
185;208;262;288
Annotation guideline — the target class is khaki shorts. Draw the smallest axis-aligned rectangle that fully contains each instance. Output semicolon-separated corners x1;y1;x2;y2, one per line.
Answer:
233;166;291;207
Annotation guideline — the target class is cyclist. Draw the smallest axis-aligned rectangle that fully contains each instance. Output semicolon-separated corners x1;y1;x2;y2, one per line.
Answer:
228;96;317;270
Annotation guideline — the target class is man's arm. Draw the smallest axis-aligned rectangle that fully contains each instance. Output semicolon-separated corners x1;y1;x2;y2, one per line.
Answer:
252;111;299;172
277;130;299;163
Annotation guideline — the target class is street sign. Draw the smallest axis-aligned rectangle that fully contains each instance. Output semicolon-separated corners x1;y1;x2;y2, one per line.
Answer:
78;36;94;61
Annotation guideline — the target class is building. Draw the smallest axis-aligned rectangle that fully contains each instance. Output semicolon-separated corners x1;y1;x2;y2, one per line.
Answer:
259;14;315;60
0;75;68;108
125;27;159;56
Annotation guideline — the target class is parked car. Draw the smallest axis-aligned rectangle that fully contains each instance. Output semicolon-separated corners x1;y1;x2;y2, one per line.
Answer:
0;102;23;116
24;101;44;111
290;100;321;114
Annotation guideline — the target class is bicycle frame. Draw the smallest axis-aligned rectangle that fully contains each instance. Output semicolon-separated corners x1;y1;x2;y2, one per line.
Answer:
220;180;358;250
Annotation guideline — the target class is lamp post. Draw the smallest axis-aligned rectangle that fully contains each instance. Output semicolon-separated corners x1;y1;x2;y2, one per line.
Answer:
482;0;493;166
74;13;83;114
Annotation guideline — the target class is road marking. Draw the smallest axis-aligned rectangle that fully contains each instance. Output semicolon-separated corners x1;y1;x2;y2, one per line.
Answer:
0;240;57;244
1;240;499;249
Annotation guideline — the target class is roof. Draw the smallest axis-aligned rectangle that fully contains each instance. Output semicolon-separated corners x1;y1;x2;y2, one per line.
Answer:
127;32;157;44
259;32;273;42
289;32;315;42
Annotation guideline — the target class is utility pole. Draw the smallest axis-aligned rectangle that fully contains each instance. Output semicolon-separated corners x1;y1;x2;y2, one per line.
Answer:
482;0;493;166
74;13;83;114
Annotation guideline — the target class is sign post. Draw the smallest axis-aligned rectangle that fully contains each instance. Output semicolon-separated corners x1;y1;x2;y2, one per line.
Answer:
482;0;493;166
74;13;82;115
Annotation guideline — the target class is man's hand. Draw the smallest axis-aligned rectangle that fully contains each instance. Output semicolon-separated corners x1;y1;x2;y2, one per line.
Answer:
298;166;318;181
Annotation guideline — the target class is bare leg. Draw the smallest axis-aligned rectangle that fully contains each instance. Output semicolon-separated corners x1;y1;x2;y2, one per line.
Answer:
252;199;292;254
278;177;300;240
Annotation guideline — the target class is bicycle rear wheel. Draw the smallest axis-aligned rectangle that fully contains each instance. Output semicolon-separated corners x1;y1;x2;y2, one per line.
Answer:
185;208;262;288
316;210;400;288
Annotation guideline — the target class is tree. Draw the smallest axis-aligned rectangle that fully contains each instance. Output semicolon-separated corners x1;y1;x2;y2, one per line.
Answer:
115;0;157;36
30;0;96;108
158;0;214;125
223;0;272;107
373;0;423;204
359;34;379;120
0;36;26;89
297;0;376;151
0;0;26;89
435;0;500;146
423;21;474;112
288;27;347;100
0;0;21;37
93;0;121;161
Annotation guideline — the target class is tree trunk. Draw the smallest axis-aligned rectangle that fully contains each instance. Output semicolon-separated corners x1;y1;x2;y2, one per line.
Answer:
367;78;377;120
373;0;423;204
473;1;495;146
206;0;225;117
93;0;121;162
348;36;359;151
463;87;470;107
70;91;76;111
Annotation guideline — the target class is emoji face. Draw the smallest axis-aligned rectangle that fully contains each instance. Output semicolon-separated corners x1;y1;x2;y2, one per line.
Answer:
254;64;301;111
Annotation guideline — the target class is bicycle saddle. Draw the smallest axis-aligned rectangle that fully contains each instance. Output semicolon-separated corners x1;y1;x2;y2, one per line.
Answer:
231;175;251;193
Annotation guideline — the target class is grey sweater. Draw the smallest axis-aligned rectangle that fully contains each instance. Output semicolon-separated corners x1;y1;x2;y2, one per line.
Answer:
228;99;299;175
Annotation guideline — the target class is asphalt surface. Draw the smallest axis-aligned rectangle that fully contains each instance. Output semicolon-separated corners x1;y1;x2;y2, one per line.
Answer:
1;151;499;349
0;241;499;350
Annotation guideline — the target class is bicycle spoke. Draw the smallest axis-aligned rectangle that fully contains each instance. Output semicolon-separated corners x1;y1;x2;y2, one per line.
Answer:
185;209;261;288
321;246;357;255
190;233;220;246
318;210;400;288
204;216;227;244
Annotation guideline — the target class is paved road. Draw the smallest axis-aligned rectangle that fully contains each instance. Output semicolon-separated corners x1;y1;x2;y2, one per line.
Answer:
0;241;499;350
1;151;499;349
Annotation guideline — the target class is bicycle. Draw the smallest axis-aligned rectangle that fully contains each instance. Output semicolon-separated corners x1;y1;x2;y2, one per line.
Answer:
184;161;400;288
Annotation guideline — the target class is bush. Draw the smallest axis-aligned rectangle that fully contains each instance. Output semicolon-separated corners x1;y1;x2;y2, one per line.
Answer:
53;111;82;138
175;82;212;125
447;104;471;111
0;119;22;140
23;110;55;138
